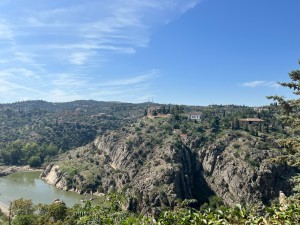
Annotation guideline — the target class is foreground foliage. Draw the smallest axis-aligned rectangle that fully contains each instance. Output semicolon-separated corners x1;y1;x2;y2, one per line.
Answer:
1;195;300;225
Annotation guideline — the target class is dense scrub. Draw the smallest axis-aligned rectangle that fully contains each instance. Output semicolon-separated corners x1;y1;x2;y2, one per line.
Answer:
0;101;154;166
1;193;300;225
0;141;58;167
0;100;153;152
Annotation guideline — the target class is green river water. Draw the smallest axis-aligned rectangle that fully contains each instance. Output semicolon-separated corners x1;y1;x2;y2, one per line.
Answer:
0;171;97;208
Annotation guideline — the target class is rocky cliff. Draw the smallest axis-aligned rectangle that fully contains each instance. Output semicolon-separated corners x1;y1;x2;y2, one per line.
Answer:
41;118;299;212
197;134;299;206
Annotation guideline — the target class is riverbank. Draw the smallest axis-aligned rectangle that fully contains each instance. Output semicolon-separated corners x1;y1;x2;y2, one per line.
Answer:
0;201;9;217
0;171;99;208
0;165;42;177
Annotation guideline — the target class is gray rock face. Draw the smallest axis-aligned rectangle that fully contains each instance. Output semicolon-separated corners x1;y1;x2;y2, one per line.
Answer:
0;166;18;176
92;135;203;212
41;128;299;212
40;164;69;191
0;165;39;176
198;135;299;206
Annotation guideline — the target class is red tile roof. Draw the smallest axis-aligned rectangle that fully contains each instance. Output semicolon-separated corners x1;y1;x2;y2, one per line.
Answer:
239;118;264;122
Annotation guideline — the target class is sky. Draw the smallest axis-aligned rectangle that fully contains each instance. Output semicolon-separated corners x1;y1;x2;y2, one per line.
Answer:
0;0;299;106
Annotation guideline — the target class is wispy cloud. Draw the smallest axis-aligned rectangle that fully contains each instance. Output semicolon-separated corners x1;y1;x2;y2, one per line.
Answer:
52;73;88;88
0;78;43;94
17;0;199;65
241;80;280;88
98;70;159;87
14;52;35;63
0;0;200;102
0;68;39;79
82;69;160;102
69;51;96;65
90;86;157;103
0;19;14;40
44;89;85;103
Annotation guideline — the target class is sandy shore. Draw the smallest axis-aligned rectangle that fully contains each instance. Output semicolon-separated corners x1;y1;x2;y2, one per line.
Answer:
0;201;9;217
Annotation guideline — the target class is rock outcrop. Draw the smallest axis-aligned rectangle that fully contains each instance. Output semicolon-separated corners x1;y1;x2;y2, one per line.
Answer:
197;135;299;206
41;164;69;190
0;165;41;177
41;121;299;212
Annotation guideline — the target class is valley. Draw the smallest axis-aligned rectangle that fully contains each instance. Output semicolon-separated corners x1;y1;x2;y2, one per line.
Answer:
0;97;299;224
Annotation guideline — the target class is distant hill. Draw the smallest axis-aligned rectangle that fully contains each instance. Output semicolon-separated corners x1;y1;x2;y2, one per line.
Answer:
0;100;156;150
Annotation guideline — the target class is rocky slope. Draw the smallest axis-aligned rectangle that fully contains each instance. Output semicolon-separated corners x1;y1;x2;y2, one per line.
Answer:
41;118;299;213
197;134;299;206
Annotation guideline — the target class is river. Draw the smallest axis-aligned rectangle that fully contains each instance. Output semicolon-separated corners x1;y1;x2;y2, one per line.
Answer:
0;171;97;208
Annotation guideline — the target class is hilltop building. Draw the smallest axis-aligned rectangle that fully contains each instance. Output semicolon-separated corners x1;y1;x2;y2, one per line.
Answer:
239;118;264;125
188;112;203;121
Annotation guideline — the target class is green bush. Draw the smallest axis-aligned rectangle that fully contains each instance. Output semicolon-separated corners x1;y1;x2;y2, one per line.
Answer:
28;155;41;168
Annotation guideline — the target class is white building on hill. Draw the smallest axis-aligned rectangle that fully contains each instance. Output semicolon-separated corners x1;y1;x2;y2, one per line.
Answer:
188;112;203;121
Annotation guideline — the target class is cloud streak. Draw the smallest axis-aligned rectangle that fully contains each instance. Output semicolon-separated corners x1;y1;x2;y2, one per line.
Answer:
0;78;43;94
98;70;159;87
241;80;280;88
0;19;14;40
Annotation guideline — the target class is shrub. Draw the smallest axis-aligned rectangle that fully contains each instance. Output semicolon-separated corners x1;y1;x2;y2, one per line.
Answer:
28;155;42;168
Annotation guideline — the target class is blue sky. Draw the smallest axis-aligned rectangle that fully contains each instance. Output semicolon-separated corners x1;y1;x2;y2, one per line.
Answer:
0;0;299;106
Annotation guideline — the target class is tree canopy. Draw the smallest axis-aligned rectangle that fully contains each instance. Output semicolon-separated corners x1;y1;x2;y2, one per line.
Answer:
268;61;300;154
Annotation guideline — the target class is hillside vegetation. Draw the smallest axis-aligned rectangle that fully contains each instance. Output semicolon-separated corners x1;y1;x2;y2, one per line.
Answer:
0;100;153;167
1;63;300;224
41;105;298;211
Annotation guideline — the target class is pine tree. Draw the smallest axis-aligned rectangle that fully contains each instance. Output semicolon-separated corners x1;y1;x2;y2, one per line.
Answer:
268;61;300;154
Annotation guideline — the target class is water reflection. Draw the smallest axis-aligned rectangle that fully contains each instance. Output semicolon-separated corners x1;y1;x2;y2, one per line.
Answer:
8;172;36;186
0;171;98;208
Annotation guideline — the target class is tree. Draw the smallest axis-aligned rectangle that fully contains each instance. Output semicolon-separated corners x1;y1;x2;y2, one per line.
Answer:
41;143;58;159
210;117;220;133
12;215;36;225
22;142;39;163
162;105;166;114
268;61;300;154
28;155;41;168
4;108;12;119
11;198;35;216
152;109;158;116
48;202;67;222
5;141;24;165
268;61;300;198
235;118;240;130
